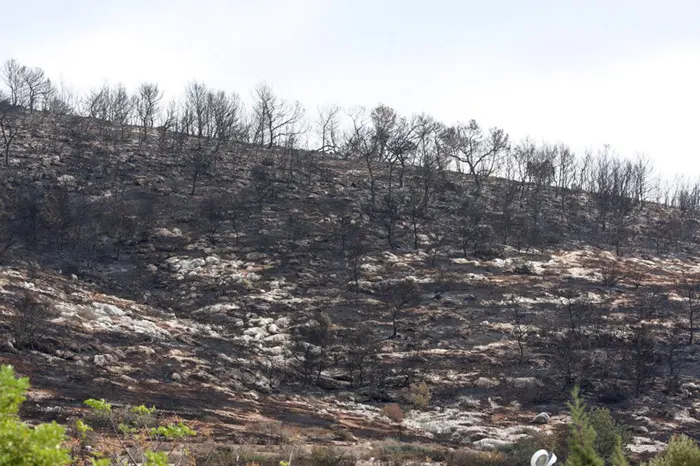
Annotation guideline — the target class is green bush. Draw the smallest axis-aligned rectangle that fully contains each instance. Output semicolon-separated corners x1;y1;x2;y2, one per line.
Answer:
565;386;628;466
0;365;71;466
644;435;700;466
405;381;432;410
589;407;631;462
80;397;196;465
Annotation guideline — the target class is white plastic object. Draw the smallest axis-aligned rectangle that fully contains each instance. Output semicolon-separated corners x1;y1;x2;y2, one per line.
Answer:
531;449;557;466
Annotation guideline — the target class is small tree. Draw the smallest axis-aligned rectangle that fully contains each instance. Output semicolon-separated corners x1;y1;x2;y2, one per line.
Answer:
133;82;162;144
564;387;631;466
0;196;16;263
344;324;380;387
377;278;421;338
80;398;195;466
600;261;624;288
405;381;431;410
382;403;404;439
249;163;277;219
105;194;138;260
510;296;528;364
377;193;403;249
645;435;700;466
10;293;44;350
589;407;631;463
679;274;700;345
184;147;214;196
200;195;228;244
630;324;657;395
0;365;71;466
665;322;684;393
290;313;335;386
611;436;630;466
344;233;367;295
0;103;21;166
565;386;604;466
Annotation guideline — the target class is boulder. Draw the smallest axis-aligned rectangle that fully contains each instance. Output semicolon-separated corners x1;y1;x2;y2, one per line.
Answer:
275;317;291;328
510;377;542;390
263;334;288;346
243;327;268;341
180;258;206;271
92;302;125;317
533;412;550;424
94;355;109;367
473;438;511;451
475;377;500;389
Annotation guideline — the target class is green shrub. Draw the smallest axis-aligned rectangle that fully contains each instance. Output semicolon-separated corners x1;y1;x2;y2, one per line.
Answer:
589;407;631;462
565;386;604;466
644;435;700;466
565;386;630;466
80;397;196;465
0;365;71;466
405;381;431;410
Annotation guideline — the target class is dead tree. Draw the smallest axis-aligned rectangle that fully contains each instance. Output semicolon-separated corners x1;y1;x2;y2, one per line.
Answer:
413;114;445;212
385;114;416;189
376;193;403;249
199;195;228;244
344;107;380;209
185;81;210;140
184;146;215;195
109;84;133;141
252;82;305;149
290;312;335;386
316;104;341;155
157;100;179;153
0;103;21;165
439;119;509;196
22;66;48;113
344;230;367;295
343;324;380;387
378;278;421;338
509;296;527;365
2;59;25;107
679;274;700;345
248;163;277;220
630;324;657;395
208;90;245;147
42;78;75;115
10;293;45;350
134;82;162;143
406;182;428;250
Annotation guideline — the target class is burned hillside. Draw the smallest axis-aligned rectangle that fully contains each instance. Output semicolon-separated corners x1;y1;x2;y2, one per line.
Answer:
1;66;700;462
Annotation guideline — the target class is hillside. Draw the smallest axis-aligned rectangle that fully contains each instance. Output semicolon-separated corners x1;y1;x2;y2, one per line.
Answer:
1;106;700;464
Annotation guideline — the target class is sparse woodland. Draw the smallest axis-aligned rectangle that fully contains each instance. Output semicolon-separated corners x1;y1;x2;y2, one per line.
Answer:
2;58;700;465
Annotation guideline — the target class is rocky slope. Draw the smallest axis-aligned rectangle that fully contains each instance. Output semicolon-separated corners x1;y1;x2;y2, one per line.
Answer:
1;112;699;462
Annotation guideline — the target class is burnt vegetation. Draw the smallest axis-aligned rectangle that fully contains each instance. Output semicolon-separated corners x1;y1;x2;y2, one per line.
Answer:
2;57;700;461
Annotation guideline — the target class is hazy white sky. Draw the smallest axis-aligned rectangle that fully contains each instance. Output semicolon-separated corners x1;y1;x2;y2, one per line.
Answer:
2;0;700;177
